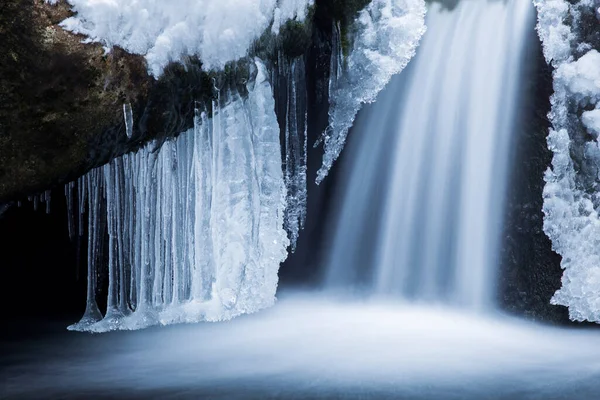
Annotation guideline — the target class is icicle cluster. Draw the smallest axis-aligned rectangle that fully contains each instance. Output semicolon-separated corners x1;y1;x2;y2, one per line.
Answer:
68;60;289;332
534;0;600;322
51;0;432;329
316;0;427;184
278;55;308;251
22;190;52;214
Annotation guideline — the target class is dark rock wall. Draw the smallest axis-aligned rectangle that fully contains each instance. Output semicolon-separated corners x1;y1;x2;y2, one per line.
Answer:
0;191;86;319
0;0;152;202
497;27;568;324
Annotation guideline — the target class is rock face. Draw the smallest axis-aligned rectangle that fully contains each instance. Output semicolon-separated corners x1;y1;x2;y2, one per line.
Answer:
498;36;568;324
0;0;152;202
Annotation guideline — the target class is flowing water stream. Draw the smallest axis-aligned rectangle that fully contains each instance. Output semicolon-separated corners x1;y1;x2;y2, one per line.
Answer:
324;0;533;310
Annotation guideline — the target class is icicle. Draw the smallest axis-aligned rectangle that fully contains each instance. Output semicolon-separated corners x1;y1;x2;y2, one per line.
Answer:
78;176;86;237
314;22;342;150
68;171;103;331
191;108;213;302
114;157;129;315
92;163;125;331
125;153;137;311
65;182;76;240
329;22;343;98
44;190;51;214
282;57;308;251
152;153;163;307
123;103;134;139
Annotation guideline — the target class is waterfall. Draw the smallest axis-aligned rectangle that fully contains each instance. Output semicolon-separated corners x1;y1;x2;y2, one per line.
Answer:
324;0;533;310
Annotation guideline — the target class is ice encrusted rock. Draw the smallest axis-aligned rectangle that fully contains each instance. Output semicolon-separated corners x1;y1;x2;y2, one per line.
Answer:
533;0;575;65
316;0;426;184
534;0;600;322
47;0;314;76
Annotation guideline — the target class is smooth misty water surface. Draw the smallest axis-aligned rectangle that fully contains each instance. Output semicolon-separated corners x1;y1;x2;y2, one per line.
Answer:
2;293;600;399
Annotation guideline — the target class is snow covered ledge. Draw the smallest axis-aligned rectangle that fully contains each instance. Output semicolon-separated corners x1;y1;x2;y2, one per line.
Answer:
534;0;600;322
47;0;315;76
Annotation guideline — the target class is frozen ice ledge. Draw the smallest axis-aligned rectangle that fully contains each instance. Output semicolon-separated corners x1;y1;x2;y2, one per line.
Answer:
51;0;427;332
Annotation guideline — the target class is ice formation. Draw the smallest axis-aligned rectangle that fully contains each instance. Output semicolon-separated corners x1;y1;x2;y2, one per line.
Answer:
49;0;432;330
316;0;427;184
278;57;308;251
48;0;314;76
67;60;289;332
534;0;600;322
22;190;52;214
123;103;134;139
45;0;429;250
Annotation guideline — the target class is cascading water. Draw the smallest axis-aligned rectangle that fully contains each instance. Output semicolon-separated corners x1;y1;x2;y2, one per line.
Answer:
324;0;533;310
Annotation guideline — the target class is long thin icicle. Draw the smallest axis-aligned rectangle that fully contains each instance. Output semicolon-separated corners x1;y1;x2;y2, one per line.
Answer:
281;54;308;251
123;103;134;139
68;171;103;331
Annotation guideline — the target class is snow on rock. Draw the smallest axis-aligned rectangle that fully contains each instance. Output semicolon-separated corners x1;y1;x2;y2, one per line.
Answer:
47;0;313;76
272;0;312;35
316;0;426;184
535;0;600;322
